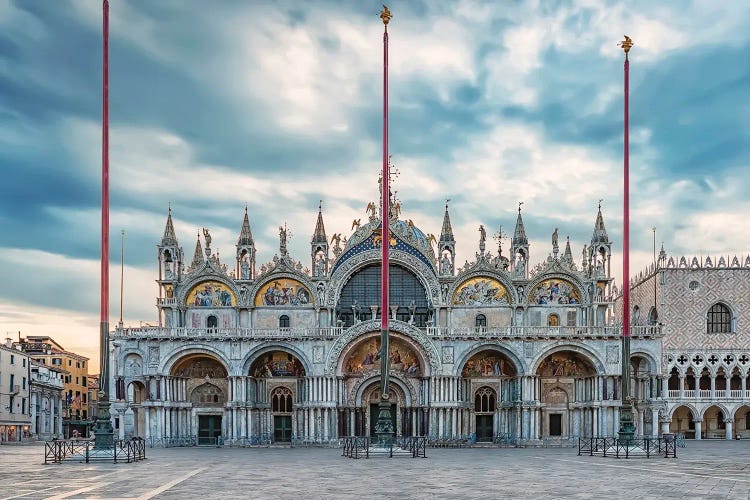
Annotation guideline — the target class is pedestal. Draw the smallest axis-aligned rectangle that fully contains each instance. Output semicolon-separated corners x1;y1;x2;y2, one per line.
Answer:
374;400;394;445
92;394;114;450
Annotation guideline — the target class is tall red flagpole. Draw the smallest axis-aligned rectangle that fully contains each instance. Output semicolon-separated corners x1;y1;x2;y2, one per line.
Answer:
376;5;394;443
93;0;114;448
618;35;635;443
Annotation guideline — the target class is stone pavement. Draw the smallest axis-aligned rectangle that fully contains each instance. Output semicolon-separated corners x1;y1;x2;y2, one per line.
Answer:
1;441;749;499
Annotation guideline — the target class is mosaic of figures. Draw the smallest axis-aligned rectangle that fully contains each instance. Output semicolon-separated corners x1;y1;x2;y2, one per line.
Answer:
462;351;517;377
254;279;312;306
452;277;509;306
172;356;228;378
186;281;235;307
537;352;595;378
251;351;306;378
343;336;421;377
529;279;581;305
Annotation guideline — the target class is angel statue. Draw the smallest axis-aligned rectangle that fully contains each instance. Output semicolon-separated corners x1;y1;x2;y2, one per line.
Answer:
352;219;361;231
366;202;378;220
331;233;343;255
279;225;288;255
552;228;559;253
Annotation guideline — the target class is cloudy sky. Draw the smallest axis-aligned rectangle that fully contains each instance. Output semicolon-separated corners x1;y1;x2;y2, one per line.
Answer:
1;0;748;366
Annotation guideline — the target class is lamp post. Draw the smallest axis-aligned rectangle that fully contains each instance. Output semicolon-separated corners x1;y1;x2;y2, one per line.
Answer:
617;35;635;445
374;5;395;445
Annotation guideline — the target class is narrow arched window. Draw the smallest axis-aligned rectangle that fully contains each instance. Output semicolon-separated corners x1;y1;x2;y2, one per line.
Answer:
475;314;487;328
207;315;218;328
474;386;496;412
648;307;658;325
707;303;731;333
279;315;290;328
271;387;293;413
632;306;640;325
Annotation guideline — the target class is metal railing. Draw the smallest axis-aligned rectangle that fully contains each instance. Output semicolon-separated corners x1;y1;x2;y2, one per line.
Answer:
426;325;662;339
578;436;677;459
341;436;427;458
147;435;197;448
44;438;146;464
114;326;344;340
427;434;473;448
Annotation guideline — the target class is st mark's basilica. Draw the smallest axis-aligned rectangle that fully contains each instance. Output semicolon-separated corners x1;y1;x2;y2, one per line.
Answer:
109;193;750;445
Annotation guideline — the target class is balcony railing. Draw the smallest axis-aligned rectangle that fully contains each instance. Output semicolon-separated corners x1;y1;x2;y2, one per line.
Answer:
683;390;696;398
114;323;662;341
668;390;680;398
698;390;711;398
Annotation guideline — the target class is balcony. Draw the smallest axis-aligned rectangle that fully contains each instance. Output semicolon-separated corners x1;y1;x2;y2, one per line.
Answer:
699;390;711;398
157;297;178;306
113;322;662;341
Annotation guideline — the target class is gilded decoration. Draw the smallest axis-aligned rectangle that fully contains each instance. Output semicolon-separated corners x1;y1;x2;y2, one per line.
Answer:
537;352;595;378
452;276;509;306
343;336;421;377
529;278;581;305
254;278;313;306
172;356;227;378
251;351;305;378
186;281;235;307
462;351;516;377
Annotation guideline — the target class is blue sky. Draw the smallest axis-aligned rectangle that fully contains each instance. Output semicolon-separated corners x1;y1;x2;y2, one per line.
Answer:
1;0;749;365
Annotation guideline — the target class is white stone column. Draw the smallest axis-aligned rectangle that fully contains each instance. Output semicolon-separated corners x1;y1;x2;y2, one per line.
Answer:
661;420;670;435
694;420;702;440
651;408;659;437
144;408;151;439
710;375;716;399
679;376;685;398
725;419;734;440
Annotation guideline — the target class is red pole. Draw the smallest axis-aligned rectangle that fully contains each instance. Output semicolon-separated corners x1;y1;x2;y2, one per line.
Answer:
100;0;110;396
381;25;389;337
622;54;629;340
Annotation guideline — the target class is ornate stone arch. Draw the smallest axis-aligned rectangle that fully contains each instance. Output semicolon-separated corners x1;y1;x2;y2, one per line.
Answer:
159;344;232;375
526;271;590;305
699;402;733;420
177;273;240;307
249;270;318;308
454;342;527;376
669;403;699;420
530;342;606;375
448;270;518;305
325;319;440;375
326;249;440;308
630;350;660;374
351;374;417;407
118;348;146;376
240;342;312;376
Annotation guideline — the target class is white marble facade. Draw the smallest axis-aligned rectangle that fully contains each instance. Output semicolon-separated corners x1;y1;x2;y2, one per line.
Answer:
109;204;682;444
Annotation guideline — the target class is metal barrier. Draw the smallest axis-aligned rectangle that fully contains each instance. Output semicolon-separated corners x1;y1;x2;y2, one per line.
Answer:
44;438;146;464
578;437;677;459
341;436;428;458
147;436;197;448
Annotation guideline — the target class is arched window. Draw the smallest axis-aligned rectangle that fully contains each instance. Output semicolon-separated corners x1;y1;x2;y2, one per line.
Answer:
717;410;726;430
207;315;218;328
271;387;293;413
475;314;487;328
648;307;658;325
548;314;559;327
707;303;731;333
474;386;496;413
632;306;640;325
279;315;290;328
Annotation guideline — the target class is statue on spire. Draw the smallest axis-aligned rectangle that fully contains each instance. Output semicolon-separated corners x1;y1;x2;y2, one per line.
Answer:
552;228;559;256
380;5;392;26
279;225;288;256
478;224;487;255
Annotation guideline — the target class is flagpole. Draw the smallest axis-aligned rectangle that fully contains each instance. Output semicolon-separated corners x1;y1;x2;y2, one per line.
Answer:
375;4;394;444
93;0;114;449
618;35;635;444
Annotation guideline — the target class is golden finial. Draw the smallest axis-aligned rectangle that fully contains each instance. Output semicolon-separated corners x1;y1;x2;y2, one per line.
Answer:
618;35;633;55
380;4;392;26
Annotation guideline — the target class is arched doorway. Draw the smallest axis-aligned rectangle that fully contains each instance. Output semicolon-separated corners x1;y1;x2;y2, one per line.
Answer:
630;354;658;436
249;350;305;441
702;405;727;439
669;405;697;438
536;350;597;439
172;354;228;445
734;405;750;439
460;349;519;440
126;381;147;437
338;333;425;437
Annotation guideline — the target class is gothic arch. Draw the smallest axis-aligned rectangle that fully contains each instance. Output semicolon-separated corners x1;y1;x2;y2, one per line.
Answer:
448;270;518;305
699;403;732;420
325;319;440;375
241;342;312;376
669;403;699;420
530;342;605;375
630;350;659;374
454;342;527;376
351;374;416;407
326;249;440;308
160;344;232;375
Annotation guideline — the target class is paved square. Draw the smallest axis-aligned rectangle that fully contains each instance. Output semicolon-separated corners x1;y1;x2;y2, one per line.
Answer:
1;441;749;499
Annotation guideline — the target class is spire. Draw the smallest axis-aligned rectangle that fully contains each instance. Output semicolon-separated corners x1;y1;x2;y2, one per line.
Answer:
161;206;178;247
237;206;254;246
439;200;454;243
563;236;572;261
592;200;609;243
512;203;528;246
190;233;204;269
312;201;327;243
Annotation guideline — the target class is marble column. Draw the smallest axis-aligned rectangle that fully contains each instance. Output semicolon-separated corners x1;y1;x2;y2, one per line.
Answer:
725;419;734;440
694;420;702;440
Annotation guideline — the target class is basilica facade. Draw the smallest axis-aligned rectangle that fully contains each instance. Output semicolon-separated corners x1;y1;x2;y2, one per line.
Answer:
108;199;746;445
